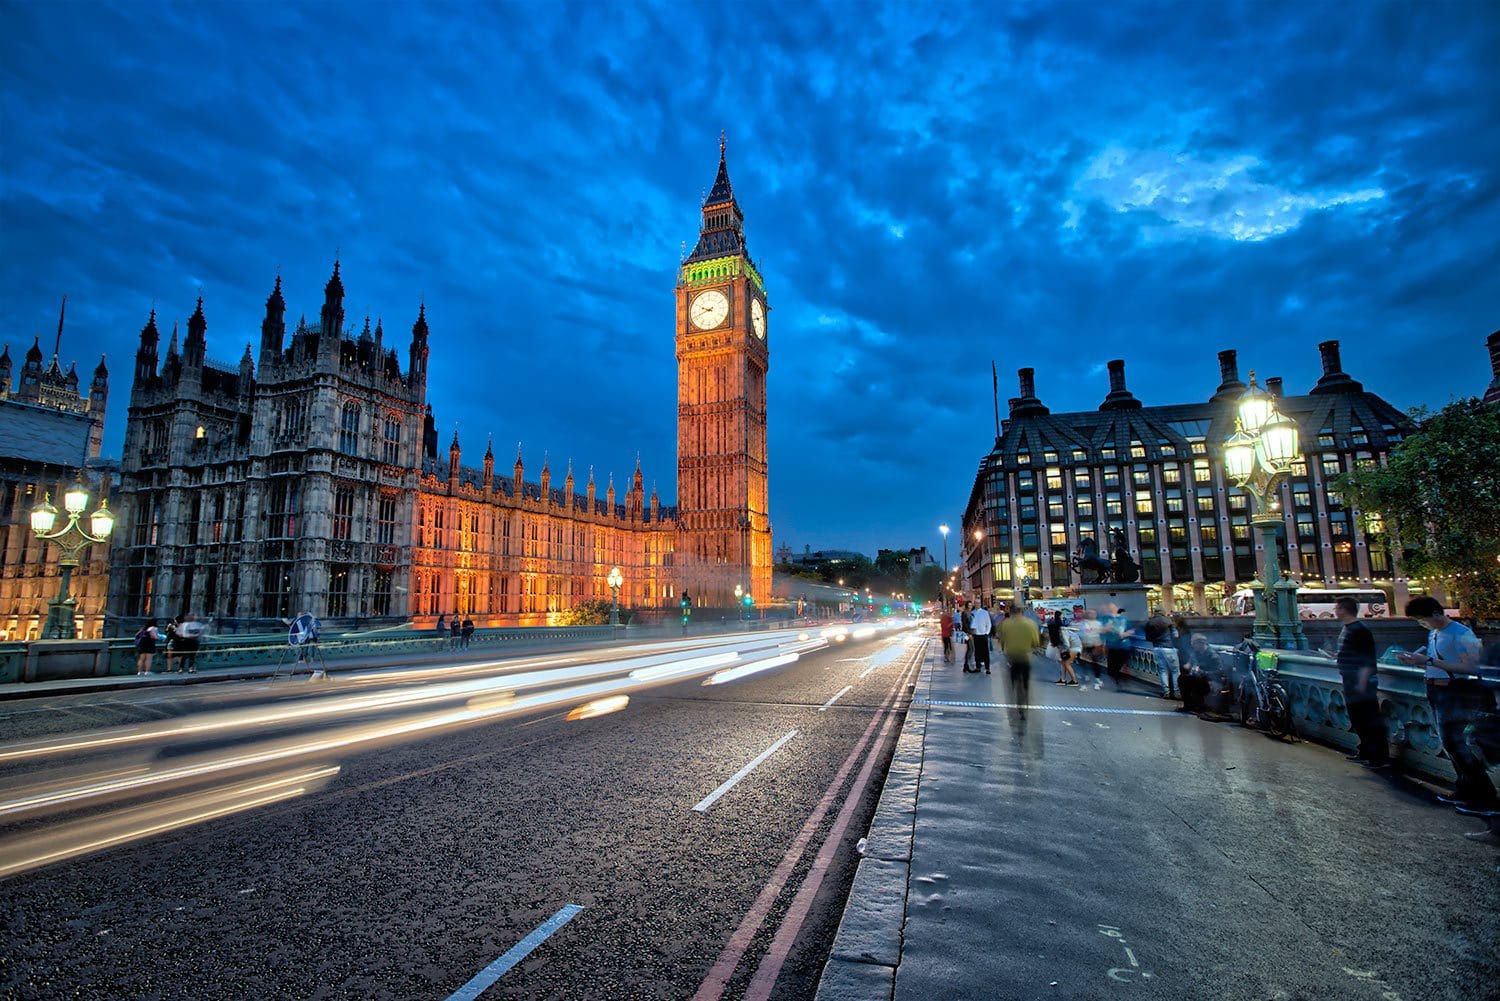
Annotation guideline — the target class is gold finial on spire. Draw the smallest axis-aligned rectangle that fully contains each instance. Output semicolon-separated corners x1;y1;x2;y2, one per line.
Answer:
719;128;727;156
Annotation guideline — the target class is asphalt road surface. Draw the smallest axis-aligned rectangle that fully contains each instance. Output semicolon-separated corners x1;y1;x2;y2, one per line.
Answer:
0;624;921;1000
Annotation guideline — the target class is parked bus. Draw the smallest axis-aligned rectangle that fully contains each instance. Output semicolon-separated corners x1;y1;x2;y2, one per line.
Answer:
1226;587;1390;619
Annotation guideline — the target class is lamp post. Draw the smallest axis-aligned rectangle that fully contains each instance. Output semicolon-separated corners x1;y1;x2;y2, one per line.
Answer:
607;566;623;626
1222;372;1308;650
939;523;949;585
30;483;115;640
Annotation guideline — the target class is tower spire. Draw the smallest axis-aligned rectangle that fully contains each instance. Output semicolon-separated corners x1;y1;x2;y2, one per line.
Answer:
53;294;66;362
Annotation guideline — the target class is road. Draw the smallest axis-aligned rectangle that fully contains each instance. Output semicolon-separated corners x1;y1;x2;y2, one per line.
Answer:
0;624;922;1000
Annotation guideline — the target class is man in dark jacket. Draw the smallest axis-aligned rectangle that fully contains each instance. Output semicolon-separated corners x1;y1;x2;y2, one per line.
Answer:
1322;595;1389;767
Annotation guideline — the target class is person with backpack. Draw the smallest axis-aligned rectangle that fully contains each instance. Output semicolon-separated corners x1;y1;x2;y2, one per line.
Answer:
959;602;976;672
175;612;204;673
134;619;161;675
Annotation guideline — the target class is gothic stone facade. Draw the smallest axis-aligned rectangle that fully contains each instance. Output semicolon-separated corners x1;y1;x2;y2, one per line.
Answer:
0;301;113;640
109;147;770;629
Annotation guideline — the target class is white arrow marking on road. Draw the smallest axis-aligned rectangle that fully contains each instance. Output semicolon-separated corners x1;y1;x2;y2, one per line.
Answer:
447;904;584;1001
820;686;853;711
693;730;798;813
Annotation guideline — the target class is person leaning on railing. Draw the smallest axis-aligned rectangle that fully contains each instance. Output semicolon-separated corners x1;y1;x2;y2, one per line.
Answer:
1397;596;1497;818
1320;595;1390;769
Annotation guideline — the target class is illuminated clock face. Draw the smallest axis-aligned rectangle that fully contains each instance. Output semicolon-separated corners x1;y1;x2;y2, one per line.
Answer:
690;289;729;330
750;298;766;339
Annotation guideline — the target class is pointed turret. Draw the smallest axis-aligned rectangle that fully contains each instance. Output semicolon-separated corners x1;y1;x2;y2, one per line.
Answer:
650;481;660;522
627;454;644;521
239;343;254;395
162;321;182;385
408;301;430;393
540;451;552;502
184;295;207;369
564;459;575;506
320;259;345;338
587;465;597;510
0;343;11;395
135;309;160;383
482;436;495;493
261;274;286;367
64;360;79;389
513;443;524;495
684;132;749;264
448;427;462;483
606;473;616;513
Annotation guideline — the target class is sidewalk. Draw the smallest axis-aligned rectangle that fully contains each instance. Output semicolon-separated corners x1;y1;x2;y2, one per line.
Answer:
817;641;1499;1001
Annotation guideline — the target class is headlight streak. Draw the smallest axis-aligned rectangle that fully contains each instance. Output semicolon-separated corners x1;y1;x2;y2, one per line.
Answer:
0;638;792;766
705;654;799;686
629;651;741;682
0;765;340;880
565;696;630;721
0;635;819;828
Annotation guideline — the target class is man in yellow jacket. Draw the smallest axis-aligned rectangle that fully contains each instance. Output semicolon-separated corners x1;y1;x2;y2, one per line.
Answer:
999;605;1042;716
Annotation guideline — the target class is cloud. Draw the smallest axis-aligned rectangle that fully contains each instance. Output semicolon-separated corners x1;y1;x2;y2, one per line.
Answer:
1074;146;1385;242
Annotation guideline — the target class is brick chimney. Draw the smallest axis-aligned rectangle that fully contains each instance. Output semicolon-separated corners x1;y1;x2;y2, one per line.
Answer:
1310;337;1362;395
1013;367;1049;416
1211;348;1246;401
1266;376;1283;398
1100;359;1141;410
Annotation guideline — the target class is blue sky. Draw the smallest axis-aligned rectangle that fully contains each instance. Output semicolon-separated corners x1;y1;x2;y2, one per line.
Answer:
3;0;1497;558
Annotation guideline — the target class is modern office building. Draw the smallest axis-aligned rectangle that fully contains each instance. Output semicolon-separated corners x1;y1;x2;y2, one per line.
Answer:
959;338;1452;614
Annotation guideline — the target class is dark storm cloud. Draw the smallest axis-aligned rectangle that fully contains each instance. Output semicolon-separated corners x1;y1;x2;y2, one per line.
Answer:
2;0;1496;556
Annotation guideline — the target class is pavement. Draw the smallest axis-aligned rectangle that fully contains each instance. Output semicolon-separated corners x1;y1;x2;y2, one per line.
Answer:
817;640;1500;1001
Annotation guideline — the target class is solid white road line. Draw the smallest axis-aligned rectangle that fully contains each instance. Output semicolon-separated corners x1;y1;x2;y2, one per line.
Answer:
447;904;584;1001
819;686;853;711
692;730;798;813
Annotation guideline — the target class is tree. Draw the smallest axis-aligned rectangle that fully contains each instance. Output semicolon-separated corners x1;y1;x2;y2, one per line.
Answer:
1332;398;1500;618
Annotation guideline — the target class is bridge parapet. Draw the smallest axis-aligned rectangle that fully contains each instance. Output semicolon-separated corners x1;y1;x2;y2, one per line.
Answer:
1122;646;1496;786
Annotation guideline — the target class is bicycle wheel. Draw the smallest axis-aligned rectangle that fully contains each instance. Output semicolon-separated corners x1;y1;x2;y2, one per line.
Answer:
1237;686;1258;728
1268;683;1295;738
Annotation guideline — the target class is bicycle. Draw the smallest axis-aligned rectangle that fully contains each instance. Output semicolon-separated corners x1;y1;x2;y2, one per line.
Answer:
1232;639;1296;739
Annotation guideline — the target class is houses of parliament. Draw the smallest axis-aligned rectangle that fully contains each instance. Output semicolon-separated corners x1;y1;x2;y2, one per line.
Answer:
15;144;773;634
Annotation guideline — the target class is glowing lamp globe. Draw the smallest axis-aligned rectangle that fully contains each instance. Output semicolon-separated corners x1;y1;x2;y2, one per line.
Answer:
30;495;58;535
91;500;116;539
1261;411;1300;467
1223;424;1256;482
64;483;90;516
1237;374;1273;433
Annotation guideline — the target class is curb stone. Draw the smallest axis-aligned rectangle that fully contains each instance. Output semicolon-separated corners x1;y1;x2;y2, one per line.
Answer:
814;643;934;1000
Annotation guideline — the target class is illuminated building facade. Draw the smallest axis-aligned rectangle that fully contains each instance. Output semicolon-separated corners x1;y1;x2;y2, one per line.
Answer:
0;300;114;639
108;145;768;629
961;340;1425;614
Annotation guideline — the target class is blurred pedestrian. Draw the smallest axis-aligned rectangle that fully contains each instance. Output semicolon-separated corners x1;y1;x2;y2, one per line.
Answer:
461;617;475;649
939;606;955;663
175;612;204;674
1398;597;1495;815
969;601;994;675
999;605;1042;715
435;614;449;645
1101;604;1129;690
449;612;462;650
1145;611;1178;699
1079;609;1104;689
1321;595;1389;767
134;619;160;675
959;602;975;672
163;615;181;674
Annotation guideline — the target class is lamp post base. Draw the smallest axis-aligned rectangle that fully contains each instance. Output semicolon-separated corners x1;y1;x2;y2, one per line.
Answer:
43;596;78;640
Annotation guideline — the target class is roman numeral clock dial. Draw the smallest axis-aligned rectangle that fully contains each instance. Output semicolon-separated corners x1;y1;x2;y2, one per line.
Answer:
690;289;729;330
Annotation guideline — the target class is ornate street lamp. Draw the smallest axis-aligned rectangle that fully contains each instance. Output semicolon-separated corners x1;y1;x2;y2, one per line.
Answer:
607;566;624;626
30;482;115;639
1221;373;1307;650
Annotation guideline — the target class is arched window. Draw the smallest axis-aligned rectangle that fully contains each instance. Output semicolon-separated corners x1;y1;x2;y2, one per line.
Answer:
339;402;361;455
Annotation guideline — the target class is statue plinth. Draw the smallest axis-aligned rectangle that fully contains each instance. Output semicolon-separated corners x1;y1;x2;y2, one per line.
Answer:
1078;582;1149;622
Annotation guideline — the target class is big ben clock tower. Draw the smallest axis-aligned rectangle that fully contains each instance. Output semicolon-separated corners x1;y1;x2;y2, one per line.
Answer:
676;136;771;610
